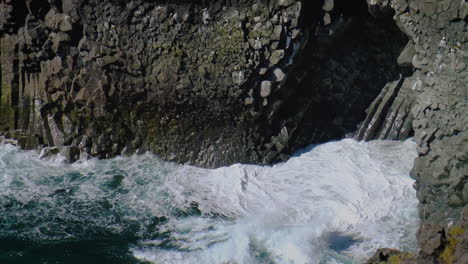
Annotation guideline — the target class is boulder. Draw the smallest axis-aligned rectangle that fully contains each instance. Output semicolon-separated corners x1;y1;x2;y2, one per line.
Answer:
260;81;272;97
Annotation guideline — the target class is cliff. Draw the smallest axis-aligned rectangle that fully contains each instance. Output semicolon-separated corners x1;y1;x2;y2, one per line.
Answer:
0;0;467;263
0;0;408;166
362;0;467;263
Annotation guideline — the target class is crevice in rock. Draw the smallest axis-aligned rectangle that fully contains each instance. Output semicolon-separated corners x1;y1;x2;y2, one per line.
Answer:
28;0;51;20
265;0;409;161
55;0;64;13
69;22;84;47
12;1;28;27
41;111;55;148
12;45;20;130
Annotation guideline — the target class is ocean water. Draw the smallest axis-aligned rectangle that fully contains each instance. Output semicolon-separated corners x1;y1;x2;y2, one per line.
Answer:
0;138;419;264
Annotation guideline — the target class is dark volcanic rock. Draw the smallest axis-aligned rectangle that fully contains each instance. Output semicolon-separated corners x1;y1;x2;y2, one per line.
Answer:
365;248;418;264
363;0;468;223
390;0;466;235
0;0;467;262
0;0;408;167
361;0;467;263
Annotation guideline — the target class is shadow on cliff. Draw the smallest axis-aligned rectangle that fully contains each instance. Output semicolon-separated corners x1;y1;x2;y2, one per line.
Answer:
267;0;411;161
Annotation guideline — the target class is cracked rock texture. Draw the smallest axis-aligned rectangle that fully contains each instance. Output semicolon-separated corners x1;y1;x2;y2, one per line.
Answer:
362;0;467;263
0;0;467;262
0;0;407;167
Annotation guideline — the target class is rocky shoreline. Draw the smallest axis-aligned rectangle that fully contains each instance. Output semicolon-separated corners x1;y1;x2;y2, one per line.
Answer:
0;0;411;167
1;0;467;263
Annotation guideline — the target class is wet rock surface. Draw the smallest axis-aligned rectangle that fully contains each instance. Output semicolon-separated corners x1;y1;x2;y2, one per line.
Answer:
365;248;418;264
361;0;467;263
0;0;408;167
391;0;466;230
0;0;467;263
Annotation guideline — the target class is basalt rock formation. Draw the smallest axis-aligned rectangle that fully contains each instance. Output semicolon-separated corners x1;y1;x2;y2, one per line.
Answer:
0;0;408;167
361;0;467;263
0;0;467;263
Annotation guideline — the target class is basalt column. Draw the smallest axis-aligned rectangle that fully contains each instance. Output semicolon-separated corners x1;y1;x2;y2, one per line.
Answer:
0;0;411;167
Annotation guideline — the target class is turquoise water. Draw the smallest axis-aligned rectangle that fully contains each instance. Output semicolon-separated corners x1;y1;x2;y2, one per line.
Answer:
0;139;419;264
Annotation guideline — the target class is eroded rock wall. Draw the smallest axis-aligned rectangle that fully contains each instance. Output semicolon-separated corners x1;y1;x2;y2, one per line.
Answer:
0;0;407;167
376;0;467;226
1;0;467;262
362;0;467;263
1;0;308;167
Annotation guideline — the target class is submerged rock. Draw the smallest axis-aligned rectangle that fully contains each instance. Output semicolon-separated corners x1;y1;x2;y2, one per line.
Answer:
40;147;60;159
60;146;81;163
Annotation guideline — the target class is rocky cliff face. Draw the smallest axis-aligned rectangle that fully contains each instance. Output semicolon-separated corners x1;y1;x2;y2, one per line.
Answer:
0;0;467;263
362;0;467;263
0;0;407;167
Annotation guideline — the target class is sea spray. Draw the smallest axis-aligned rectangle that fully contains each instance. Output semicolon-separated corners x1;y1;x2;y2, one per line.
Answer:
0;139;419;264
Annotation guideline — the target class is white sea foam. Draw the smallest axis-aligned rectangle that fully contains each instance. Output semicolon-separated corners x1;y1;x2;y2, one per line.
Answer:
130;139;419;264
0;138;419;264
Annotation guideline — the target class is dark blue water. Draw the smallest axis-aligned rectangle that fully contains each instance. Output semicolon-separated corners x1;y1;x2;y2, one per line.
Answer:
0;140;419;264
